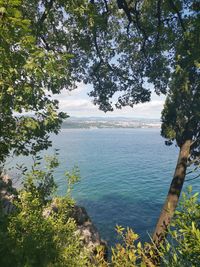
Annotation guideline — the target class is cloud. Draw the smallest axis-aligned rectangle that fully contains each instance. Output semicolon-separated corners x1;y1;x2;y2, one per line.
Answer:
59;99;96;110
51;84;165;118
57;97;164;118
51;83;87;99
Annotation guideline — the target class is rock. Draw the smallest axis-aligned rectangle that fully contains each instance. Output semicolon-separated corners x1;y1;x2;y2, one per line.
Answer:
42;198;59;218
72;206;90;225
0;174;108;260
72;205;107;259
43;202;107;259
0;174;17;215
1;174;12;186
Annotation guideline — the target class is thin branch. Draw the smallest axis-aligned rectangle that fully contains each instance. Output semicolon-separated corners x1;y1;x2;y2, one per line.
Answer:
131;0;149;60
36;0;54;51
41;36;51;51
185;173;200;182
168;0;186;32
107;63;138;82
93;28;103;62
103;0;109;13
117;0;132;22
187;157;200;167
186;164;200;175
191;139;198;146
38;0;54;28
155;0;162;48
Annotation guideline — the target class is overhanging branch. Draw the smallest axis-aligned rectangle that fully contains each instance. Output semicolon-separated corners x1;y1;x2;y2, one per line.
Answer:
168;0;186;32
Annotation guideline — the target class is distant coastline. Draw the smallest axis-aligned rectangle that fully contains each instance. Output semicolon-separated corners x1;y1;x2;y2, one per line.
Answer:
61;117;161;129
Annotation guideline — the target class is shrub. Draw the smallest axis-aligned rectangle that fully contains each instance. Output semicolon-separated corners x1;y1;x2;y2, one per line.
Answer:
0;156;90;267
95;187;200;267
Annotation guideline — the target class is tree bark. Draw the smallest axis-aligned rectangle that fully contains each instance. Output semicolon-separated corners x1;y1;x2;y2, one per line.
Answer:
152;139;192;245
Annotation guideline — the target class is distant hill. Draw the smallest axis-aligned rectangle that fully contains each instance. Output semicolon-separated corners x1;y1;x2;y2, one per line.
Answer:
61;117;161;129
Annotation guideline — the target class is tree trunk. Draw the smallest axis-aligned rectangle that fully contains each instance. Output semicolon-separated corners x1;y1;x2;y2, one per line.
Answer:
152;139;192;245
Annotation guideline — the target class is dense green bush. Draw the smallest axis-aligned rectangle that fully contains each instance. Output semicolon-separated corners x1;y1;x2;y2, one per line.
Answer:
0;157;90;267
159;187;200;267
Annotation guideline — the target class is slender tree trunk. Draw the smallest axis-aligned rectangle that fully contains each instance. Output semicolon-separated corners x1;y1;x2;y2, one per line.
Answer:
152;139;192;245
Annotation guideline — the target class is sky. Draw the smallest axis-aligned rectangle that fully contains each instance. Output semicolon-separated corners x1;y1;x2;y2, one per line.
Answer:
54;83;166;119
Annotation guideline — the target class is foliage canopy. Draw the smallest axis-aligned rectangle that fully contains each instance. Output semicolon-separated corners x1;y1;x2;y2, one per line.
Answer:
1;0;199;163
1;1;200;265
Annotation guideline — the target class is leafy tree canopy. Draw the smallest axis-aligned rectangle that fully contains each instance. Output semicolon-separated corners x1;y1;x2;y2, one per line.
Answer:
82;1;200;111
0;0;107;163
1;0;199;164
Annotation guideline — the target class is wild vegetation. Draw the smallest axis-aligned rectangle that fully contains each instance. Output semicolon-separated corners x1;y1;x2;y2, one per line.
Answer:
0;156;93;267
0;0;200;266
1;162;200;267
95;187;200;267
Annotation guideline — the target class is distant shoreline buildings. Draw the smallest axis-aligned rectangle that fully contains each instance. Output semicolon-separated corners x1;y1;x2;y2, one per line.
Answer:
61;117;161;129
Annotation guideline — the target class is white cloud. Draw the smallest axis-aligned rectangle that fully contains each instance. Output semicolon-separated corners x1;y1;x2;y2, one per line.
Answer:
59;99;96;110
51;83;166;118
57;97;164;118
51;82;88;99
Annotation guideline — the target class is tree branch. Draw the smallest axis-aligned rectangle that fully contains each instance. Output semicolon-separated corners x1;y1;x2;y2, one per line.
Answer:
168;0;186;32
117;0;132;22
38;0;54;27
103;0;109;13
155;0;162;48
187;157;200;167
36;0;54;51
185;173;200;182
41;36;51;51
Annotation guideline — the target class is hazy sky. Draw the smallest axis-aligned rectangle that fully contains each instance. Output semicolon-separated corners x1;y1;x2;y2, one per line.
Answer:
54;83;165;119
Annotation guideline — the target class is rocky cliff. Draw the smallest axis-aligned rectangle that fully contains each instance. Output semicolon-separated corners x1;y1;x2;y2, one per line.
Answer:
0;174;107;260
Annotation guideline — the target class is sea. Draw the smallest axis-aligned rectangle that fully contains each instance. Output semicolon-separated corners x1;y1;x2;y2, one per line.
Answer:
7;128;200;247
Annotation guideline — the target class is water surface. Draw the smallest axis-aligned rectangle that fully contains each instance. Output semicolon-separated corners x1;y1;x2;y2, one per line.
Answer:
8;128;200;246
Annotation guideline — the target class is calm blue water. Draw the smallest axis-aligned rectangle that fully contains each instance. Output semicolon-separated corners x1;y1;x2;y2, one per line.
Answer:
8;128;200;246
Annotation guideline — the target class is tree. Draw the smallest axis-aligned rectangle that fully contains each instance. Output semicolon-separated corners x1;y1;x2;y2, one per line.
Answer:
94;188;200;266
0;0;107;164
77;0;200;245
153;58;200;243
1;0;199;248
0;0;159;162
0;0;67;163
